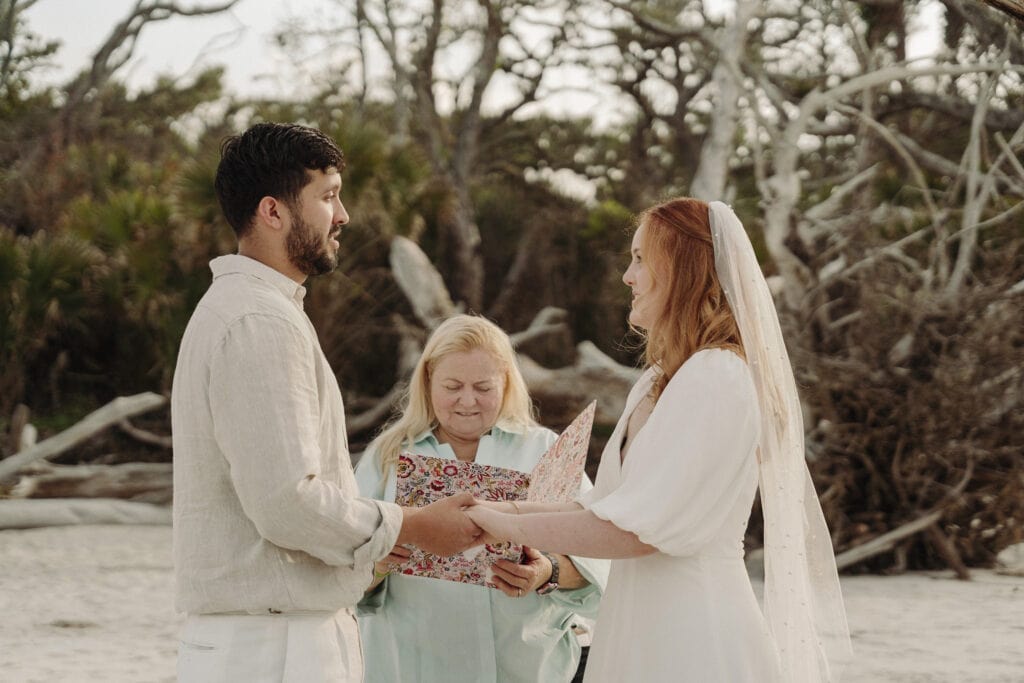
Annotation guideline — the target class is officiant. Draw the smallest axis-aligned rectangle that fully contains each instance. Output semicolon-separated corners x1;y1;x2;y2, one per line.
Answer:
353;314;609;683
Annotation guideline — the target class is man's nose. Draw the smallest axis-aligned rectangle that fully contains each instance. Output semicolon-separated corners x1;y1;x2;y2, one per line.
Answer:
335;201;350;225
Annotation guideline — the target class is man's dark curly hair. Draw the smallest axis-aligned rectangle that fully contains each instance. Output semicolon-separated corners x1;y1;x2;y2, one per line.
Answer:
214;122;346;237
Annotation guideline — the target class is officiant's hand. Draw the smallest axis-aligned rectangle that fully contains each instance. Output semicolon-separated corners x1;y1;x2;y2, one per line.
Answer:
397;492;482;556
366;544;413;593
378;544;412;573
491;546;550;598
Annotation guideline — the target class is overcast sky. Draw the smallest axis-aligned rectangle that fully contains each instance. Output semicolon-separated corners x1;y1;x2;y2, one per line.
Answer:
25;0;313;96
25;0;943;105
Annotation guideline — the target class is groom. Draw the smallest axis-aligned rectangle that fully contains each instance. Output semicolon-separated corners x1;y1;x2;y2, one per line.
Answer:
171;122;481;682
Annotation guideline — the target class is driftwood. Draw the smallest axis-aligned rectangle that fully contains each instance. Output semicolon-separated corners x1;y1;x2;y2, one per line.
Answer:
510;307;576;368
519;341;642;428
118;419;172;449
984;0;1024;23
345;314;425;438
0;392;167;482
389;236;457;329
346;383;406;439
387;235;642;431
834;509;944;571
8;462;173;504
925;524;971;581
6;404;31;454
0;498;170;530
509;306;572;349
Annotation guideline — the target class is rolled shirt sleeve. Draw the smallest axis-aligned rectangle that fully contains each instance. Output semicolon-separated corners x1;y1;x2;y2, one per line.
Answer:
209;312;401;568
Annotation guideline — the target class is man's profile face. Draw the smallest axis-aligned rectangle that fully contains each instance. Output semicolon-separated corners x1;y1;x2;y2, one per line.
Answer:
285;168;348;277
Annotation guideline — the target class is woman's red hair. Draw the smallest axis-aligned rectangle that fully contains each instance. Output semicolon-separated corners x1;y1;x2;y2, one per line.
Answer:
637;197;744;400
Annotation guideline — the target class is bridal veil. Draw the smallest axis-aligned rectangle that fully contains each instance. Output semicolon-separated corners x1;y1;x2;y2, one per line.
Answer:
709;201;852;682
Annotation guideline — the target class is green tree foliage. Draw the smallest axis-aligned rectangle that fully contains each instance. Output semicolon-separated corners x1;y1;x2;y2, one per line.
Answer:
0;8;231;417
0;230;102;416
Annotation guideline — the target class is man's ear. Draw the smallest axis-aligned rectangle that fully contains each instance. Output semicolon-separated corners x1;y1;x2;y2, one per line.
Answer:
255;196;287;232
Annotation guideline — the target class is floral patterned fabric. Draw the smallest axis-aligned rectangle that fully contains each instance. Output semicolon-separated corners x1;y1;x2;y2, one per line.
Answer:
393;401;596;586
527;401;595;504
394;453;528;585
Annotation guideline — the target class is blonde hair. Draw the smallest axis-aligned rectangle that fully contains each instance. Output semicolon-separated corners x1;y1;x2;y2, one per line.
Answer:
635;197;744;401
372;314;537;474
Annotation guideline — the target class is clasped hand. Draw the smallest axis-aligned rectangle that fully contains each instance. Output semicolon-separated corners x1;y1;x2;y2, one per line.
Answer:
395;495;516;557
385;497;527;588
400;491;482;557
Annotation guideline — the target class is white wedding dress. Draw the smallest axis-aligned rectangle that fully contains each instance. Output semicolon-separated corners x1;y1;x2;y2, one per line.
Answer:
580;348;782;682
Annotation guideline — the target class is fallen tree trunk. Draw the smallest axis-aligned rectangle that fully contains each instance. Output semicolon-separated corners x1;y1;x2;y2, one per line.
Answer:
118;419;172;449
984;0;1024;23
519;341;642;428
0;498;171;529
0;393;167;482
7;462;173;504
835;508;944;571
390;235;457;329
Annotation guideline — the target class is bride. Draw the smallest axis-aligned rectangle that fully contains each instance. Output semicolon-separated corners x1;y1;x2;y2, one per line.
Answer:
467;198;851;682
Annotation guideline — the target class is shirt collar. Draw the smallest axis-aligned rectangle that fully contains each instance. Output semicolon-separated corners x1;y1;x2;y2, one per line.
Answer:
210;254;307;306
409;421;526;446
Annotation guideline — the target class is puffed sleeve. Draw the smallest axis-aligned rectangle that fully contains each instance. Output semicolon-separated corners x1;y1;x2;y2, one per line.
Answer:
585;349;760;557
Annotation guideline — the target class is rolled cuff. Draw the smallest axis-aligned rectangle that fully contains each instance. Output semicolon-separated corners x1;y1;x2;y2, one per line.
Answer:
353;500;403;569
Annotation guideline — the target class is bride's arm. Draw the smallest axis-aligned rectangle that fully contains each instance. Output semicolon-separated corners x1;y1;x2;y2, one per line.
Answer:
476;500;584;515
466;506;657;559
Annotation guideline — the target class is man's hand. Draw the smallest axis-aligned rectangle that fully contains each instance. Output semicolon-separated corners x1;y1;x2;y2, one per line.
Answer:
490;546;551;598
397;492;482;556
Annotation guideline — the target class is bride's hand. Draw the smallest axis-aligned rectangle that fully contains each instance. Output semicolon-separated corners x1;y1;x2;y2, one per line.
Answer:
465;505;516;544
467;498;518;514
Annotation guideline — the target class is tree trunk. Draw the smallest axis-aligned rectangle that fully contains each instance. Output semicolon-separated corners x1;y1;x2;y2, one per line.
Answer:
7;462;172;504
0;498;170;529
0;393;167;482
690;0;758;201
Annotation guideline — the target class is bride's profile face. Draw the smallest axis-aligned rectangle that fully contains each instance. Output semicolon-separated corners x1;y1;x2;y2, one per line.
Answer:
622;222;663;329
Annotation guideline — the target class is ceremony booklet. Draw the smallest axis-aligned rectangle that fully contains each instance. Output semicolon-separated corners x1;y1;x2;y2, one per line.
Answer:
392;400;596;587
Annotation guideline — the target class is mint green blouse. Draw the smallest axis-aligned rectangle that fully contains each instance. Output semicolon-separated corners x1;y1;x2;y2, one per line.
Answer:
354;424;609;683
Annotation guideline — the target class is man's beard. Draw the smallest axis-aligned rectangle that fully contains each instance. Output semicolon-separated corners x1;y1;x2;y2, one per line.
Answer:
286;211;338;277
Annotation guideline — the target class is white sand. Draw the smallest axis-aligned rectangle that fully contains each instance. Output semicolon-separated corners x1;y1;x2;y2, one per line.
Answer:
1;525;1022;682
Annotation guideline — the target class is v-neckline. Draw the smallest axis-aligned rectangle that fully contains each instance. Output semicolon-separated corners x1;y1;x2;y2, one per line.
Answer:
616;369;658;466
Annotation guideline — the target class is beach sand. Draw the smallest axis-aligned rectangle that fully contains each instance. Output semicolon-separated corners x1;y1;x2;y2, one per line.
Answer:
1;525;1021;682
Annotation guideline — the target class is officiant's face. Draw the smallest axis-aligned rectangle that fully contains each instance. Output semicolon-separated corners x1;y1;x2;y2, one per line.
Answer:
623;222;662;329
430;348;506;442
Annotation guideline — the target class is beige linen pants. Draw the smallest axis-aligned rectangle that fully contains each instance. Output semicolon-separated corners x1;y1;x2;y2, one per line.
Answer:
177;609;363;682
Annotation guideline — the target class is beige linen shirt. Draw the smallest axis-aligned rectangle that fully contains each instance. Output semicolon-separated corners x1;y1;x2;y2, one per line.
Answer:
171;254;402;615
